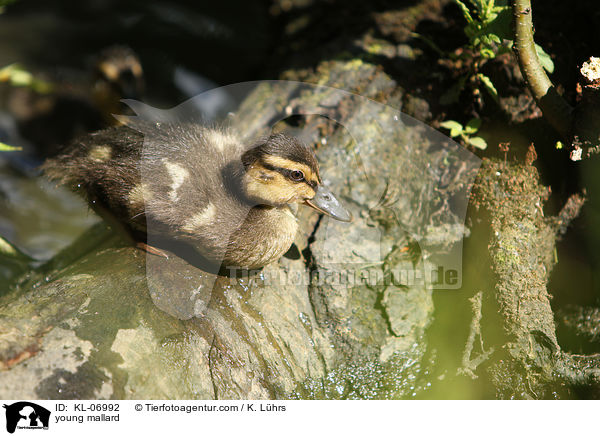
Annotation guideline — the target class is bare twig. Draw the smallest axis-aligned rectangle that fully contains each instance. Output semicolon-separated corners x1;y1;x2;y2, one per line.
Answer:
458;291;494;379
512;0;573;138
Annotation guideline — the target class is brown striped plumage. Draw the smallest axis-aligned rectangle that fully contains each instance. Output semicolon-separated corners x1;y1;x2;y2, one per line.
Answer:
43;123;351;268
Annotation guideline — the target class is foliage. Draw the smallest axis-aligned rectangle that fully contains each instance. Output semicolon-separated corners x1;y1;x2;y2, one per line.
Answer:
440;118;487;149
440;0;554;105
0;62;50;151
0;235;32;262
0;63;52;93
0;0;16;14
0;0;50;95
454;0;511;59
0;142;21;151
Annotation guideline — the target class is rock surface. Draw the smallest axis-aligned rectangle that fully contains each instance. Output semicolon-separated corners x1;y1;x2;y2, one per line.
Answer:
0;72;478;399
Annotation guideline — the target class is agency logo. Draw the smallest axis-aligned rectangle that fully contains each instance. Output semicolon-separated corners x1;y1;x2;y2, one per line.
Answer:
2;402;50;434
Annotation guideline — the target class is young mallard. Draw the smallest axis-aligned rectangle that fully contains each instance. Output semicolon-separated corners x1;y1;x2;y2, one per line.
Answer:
42;123;351;268
91;45;145;123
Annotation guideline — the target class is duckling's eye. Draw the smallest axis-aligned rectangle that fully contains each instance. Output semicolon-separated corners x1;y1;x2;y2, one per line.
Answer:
290;170;304;181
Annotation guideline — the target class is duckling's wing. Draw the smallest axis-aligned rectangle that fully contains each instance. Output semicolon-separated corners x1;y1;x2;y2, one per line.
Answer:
133;123;252;262
42;125;144;224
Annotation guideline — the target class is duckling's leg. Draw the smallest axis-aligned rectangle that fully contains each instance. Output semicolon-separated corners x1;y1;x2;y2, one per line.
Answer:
136;242;170;259
88;196;170;259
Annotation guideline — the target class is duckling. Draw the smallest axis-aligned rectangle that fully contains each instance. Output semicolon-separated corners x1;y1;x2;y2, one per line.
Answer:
42;123;351;269
91;45;145;124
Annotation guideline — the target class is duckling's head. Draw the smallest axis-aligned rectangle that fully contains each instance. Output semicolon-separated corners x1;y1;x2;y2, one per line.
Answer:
93;46;144;117
241;133;352;222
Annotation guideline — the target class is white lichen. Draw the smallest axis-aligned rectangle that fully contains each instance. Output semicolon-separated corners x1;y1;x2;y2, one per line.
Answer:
580;56;600;84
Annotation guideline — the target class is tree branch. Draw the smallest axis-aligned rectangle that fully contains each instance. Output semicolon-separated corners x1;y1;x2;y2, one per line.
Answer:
512;0;573;139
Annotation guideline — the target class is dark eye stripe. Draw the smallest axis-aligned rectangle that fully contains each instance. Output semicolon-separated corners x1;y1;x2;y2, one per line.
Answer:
261;162;317;189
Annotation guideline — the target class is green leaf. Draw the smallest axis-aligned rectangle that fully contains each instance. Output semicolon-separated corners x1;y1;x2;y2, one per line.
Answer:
479;34;491;46
9;68;33;86
0;64;31;86
0;63;53;93
0;236;19;257
535;43;555;73
477;73;499;102
467;0;485;16
488;33;501;44
440;120;464;137
0;141;21;151
480;47;495;58
483;7;512;41
454;0;475;24
485;0;496;18
0;235;33;262
468;136;488;149
464;118;482;134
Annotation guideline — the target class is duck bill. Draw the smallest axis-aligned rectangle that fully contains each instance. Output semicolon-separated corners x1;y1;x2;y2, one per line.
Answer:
305;185;353;222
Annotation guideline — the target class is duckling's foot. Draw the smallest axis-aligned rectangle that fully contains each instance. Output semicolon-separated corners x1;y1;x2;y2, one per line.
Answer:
136;242;170;259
